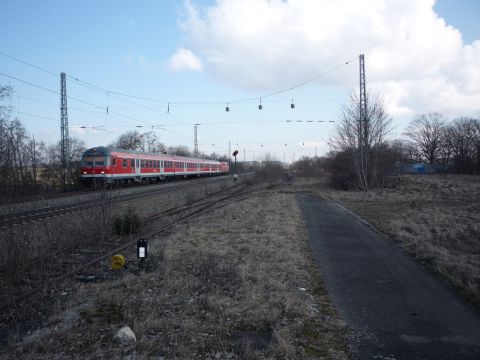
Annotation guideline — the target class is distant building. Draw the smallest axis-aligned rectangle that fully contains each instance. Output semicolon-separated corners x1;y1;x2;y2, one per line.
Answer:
400;162;449;175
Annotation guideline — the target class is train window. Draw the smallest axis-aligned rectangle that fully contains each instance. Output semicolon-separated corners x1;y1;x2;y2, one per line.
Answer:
84;156;94;166
94;156;105;165
156;161;160;168
131;159;135;167
112;158;117;166
122;158;127;167
141;159;145;168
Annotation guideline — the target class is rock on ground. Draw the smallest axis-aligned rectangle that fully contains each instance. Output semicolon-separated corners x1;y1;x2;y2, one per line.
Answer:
113;326;136;344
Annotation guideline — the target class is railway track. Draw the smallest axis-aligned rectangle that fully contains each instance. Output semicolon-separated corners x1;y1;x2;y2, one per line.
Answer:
0;175;238;228
0;178;260;348
0;182;255;313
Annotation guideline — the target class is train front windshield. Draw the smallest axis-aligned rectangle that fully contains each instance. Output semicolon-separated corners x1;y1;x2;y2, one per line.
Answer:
82;155;109;166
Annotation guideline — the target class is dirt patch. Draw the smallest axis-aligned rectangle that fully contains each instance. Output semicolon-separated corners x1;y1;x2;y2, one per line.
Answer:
6;190;348;359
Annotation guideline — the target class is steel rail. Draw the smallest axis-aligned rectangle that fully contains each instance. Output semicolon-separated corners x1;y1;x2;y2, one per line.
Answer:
0;183;254;310
0;175;238;228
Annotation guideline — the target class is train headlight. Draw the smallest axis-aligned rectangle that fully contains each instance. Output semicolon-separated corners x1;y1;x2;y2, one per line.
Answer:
101;171;105;174
83;171;87;174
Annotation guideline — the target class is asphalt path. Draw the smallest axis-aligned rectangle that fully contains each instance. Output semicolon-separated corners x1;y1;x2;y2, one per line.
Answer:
297;193;480;360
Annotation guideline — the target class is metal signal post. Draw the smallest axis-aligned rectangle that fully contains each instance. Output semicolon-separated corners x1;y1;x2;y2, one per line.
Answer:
60;72;70;191
232;149;238;182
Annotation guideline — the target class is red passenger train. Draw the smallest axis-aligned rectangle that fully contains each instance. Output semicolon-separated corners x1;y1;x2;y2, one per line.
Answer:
80;147;230;185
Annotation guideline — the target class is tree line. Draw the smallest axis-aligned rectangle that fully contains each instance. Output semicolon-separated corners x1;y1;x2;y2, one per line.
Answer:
0;85;87;201
293;91;480;190
109;129;229;161
404;113;480;174
0;84;229;201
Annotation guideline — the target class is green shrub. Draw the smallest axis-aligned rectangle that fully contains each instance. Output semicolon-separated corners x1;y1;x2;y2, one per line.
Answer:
113;207;141;235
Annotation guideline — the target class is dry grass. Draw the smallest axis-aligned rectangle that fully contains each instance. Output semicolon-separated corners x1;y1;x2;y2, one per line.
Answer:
8;190;348;359
310;174;480;306
0;180;230;350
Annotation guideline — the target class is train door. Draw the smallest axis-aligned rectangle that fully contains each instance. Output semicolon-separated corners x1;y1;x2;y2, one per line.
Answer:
135;158;141;177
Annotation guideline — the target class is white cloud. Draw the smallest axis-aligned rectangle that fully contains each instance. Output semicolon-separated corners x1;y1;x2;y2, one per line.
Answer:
169;48;203;72
177;0;480;118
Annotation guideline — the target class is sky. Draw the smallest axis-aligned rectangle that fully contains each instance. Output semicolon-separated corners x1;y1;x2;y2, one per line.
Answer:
0;0;479;162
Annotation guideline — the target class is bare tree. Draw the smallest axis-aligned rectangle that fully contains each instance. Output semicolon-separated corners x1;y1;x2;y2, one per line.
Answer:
40;137;86;186
141;131;166;153
167;145;191;156
446;117;478;174
0;85;43;199
111;130;166;153
474;119;480;174
335;91;392;190
404;113;446;164
111;130;144;150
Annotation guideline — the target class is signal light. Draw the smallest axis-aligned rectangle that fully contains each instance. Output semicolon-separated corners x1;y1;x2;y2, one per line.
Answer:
137;238;148;259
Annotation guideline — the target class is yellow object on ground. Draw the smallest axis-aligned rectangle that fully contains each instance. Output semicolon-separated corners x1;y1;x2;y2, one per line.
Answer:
111;254;125;270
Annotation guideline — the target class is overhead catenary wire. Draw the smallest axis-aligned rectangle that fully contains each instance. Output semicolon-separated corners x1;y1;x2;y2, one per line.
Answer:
1;50;356;107
1;51;352;153
0;72;161;129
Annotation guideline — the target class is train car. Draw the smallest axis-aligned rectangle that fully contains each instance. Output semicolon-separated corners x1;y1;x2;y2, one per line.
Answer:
80;146;229;185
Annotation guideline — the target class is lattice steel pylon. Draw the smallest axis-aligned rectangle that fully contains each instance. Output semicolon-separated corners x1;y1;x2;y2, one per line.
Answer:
194;124;199;156
60;72;69;190
359;54;368;189
359;54;367;143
